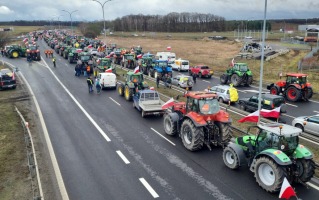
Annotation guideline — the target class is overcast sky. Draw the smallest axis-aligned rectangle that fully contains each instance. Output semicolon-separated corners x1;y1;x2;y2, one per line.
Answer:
0;0;318;22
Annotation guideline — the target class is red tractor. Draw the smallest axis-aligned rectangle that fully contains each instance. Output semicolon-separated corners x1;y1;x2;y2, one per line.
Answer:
163;91;232;151
267;73;313;102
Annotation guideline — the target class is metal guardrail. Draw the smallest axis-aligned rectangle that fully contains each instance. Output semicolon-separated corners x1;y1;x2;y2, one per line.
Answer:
15;106;43;200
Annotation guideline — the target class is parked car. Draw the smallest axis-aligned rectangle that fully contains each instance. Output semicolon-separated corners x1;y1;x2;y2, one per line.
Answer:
0;68;16;90
208;85;239;103
171;75;194;90
292;114;319;136
239;93;287;113
189;65;213;78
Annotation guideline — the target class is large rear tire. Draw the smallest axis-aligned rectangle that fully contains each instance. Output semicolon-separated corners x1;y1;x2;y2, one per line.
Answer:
303;87;313;100
180;119;204;151
223;146;240;169
163;114;177;136
231;74;242;87
295;159;315;183
124;85;133;101
213;122;232;146
246;76;253;86
270;85;279;95
285;86;302;102
254;157;286;193
220;74;229;84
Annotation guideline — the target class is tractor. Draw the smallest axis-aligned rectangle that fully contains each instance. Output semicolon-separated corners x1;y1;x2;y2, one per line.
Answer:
26;45;41;61
267;73;313;102
117;72;149;101
223;123;315;193
68;48;82;63
113;49;123;65
220;63;253;87
163;91;232;151
96;58;115;73
140;57;155;75
62;46;72;59
78;51;93;66
121;54;136;69
150;60;172;79
59;44;69;56
6;45;27;59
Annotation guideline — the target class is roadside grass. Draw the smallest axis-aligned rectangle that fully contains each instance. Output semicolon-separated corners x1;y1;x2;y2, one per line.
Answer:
2;26;44;37
0;65;31;199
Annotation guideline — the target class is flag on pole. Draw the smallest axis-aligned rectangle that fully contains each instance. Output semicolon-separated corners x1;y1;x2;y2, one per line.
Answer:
105;68;112;73
167;46;171;51
279;177;297;200
162;98;175;109
137;54;143;59
260;106;281;119
238;110;259;123
231;58;235;66
133;66;140;74
12;71;15;80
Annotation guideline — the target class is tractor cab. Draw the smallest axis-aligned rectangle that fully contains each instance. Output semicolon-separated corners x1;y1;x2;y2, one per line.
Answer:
233;63;249;72
285;73;308;86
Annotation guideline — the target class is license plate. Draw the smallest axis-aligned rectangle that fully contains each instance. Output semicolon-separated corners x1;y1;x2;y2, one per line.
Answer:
7;85;13;88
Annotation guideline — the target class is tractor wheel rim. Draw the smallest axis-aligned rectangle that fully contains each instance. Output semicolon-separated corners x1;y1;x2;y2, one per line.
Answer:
225;151;235;164
13;52;18;57
258;163;275;186
183;125;192;144
125;88;129;98
270;88;276;94
288;88;296;99
119;87;122;94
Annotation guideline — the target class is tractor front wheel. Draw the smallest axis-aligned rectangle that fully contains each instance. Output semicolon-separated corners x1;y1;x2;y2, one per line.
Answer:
180;119;204;151
285;86;302;102
220;74;229;84
118;85;124;96
11;51;19;58
254;157;286;193
270;86;279;95
231;74;242;87
246;76;253;86
223;146;240;169
295;159;315;183
303;87;313;100
163;114;177;136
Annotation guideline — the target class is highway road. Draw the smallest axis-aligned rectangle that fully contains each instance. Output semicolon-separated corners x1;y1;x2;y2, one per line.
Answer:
2;39;319;200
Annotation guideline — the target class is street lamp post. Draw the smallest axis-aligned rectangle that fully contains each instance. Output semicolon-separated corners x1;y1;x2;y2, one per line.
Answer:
62;9;78;35
92;0;112;42
57;15;63;30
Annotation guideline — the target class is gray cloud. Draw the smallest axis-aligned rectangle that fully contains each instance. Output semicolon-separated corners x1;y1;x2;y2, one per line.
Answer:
0;0;318;21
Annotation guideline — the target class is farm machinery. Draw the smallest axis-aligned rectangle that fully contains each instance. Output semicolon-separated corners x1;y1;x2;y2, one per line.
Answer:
267;73;313;102
223;123;315;193
5;45;27;59
118;71;149;101
220;63;253;87
121;54;136;69
163;91;232;151
26;45;41;61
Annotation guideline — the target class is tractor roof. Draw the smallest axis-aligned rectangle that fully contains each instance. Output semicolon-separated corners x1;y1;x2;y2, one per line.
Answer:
258;123;301;137
286;73;308;77
127;71;142;75
235;63;248;65
185;91;218;99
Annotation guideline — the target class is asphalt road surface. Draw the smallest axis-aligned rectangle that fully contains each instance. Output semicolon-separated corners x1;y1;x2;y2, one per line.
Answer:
2;40;319;200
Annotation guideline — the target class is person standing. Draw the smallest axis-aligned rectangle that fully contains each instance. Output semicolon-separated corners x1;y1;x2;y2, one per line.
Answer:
52;57;56;67
95;78;102;94
87;76;94;93
192;73;197;84
156;75;160;88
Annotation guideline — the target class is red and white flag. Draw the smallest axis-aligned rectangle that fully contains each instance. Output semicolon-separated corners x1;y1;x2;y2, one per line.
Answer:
231;58;235;66
23;38;28;43
137;54;143;59
105;68;112;73
260;106;281;119
279;177;297;199
162;98;175;109
133;66;140;74
12;71;15;80
167;46;171;51
238;110;259;123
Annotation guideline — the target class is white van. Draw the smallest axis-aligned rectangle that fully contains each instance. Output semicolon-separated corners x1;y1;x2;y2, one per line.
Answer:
98;72;117;89
155;52;176;64
172;58;189;72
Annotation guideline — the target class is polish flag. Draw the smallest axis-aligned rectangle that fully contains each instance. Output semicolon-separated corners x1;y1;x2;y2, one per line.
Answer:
260;106;281;119
137;54;143;59
105;68;112;73
279;177;297;199
162;98;175;109
167;46;171;51
238;110;259;123
231;58;235;67
23;38;28;43
133;66;140;74
12;71;15;80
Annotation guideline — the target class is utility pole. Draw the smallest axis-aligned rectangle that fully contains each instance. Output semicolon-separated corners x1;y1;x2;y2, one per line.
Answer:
62;10;78;35
92;0;112;44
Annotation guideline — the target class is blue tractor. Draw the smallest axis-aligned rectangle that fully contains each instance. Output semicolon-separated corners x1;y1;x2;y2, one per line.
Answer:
149;60;172;79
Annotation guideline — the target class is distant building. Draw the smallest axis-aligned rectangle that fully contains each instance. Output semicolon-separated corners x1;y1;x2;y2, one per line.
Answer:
298;24;319;31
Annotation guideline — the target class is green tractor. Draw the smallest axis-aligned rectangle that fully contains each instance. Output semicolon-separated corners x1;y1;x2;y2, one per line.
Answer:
96;58;116;73
121;54;136;69
78;51;93;65
117;72;149;101
68;48;81;63
220;63;253;87
6;45;27;58
62;46;72;59
140;57;155;75
223;123;315;193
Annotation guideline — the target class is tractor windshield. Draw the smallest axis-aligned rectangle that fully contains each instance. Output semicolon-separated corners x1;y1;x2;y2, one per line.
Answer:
81;55;91;61
158;62;167;67
101;60;110;66
130;74;143;83
239;65;248;72
126;55;134;60
198;98;220;115
258;132;299;154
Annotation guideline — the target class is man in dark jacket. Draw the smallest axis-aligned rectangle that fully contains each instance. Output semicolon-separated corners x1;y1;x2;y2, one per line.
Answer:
87;76;94;93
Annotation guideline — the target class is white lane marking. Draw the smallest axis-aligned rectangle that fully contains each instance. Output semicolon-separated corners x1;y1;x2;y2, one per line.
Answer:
150;128;175;146
109;97;121;106
41;56;111;142
309;99;319;104
282;113;295;118
65;63;68;66
202;80;210;83
300;135;319;146
313;111;319;114
307;182;319;191
12;64;70;199
139;178;159;198
237;89;247;93
116;150;130;164
286;103;298;107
